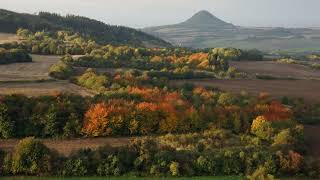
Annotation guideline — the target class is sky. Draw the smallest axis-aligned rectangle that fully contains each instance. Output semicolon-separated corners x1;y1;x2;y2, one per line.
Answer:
1;0;320;28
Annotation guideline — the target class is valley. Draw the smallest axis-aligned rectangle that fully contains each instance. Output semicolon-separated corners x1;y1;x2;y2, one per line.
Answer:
143;10;320;54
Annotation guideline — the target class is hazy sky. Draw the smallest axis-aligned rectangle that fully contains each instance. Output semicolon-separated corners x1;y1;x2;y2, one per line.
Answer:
1;0;320;28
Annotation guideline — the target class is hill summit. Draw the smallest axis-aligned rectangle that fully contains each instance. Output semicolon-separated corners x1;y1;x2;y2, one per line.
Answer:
181;10;235;28
142;10;320;51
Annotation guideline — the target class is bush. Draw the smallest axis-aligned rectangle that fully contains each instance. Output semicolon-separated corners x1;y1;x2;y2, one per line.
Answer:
97;154;124;176
11;137;55;175
61;149;94;176
251;116;274;141
0;104;14;138
169;161;180;176
0;48;32;64
49;60;74;79
247;166;276;180
272;129;294;147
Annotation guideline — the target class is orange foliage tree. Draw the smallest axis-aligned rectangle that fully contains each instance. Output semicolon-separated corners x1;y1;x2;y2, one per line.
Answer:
83;100;134;136
255;100;292;121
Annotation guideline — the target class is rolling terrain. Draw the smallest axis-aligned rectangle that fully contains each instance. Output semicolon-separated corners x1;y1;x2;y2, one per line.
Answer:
143;10;320;53
0;9;171;47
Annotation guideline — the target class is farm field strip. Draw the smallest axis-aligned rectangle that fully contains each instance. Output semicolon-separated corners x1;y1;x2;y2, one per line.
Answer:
171;79;320;102
0;80;97;97
0;33;19;44
230;60;320;79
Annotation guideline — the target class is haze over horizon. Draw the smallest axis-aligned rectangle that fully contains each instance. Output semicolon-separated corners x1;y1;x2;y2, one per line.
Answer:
1;0;320;28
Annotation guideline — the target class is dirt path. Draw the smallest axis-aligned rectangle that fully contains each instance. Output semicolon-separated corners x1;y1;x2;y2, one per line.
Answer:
0;137;133;156
171;79;320;103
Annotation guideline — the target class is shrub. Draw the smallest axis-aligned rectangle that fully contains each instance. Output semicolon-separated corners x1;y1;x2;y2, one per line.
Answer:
49;60;74;79
62;158;88;176
0;104;14;138
251;116;274;140
277;150;304;174
169;161;180;176
61;149;95;176
97;154;124;176
0;48;32;64
247;166;276;180
272;129;294;147
77;69;108;92
11;137;54;175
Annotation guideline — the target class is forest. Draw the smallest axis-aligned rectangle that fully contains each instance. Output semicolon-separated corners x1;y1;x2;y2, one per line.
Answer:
0;88;319;178
0;9;171;47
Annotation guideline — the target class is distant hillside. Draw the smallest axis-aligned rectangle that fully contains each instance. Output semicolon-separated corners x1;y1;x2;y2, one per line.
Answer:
0;9;171;47
143;10;320;54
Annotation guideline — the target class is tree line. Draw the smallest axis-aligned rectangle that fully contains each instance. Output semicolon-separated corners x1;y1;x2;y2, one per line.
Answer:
0;86;318;139
0;48;31;64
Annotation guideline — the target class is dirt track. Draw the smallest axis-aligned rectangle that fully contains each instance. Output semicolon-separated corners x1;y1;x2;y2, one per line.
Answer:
171;79;320;102
230;60;320;79
0;137;133;156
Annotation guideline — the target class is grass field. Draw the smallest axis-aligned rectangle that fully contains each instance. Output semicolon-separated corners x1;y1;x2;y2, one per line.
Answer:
0;33;19;44
0;176;244;180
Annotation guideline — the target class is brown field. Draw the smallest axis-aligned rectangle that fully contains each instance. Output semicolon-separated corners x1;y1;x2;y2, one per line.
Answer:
171;79;320;102
0;137;133;156
0;54;97;97
230;60;320;79
0;33;19;44
0;55;60;81
304;125;320;162
0;81;97;97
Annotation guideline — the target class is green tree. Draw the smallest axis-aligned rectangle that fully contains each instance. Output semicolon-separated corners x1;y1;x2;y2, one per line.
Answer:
11;137;54;175
0;104;14;138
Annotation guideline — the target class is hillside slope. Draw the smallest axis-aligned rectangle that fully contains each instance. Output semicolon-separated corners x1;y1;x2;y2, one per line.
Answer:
0;9;171;47
143;10;320;53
